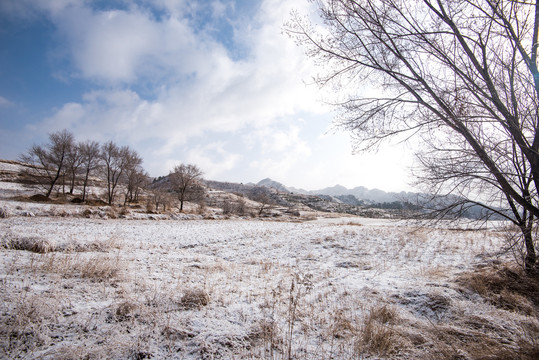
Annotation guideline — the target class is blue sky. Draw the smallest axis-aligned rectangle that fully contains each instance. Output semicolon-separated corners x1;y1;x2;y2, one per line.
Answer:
0;0;414;192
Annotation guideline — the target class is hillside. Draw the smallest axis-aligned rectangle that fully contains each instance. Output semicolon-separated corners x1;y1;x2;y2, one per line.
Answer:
206;178;418;218
1;159;399;220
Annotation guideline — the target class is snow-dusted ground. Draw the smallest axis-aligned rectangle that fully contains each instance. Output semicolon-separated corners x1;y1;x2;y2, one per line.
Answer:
1;209;536;359
0;170;537;359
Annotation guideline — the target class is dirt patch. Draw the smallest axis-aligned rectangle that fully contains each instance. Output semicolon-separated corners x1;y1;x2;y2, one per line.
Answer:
396;291;453;321
86;199;109;206
29;194;53;203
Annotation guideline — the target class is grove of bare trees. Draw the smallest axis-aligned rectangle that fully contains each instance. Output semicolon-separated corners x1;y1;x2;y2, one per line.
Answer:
288;0;539;272
20;129;147;206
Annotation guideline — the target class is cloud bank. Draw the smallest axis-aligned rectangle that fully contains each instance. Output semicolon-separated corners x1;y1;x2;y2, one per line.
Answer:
12;0;323;178
0;0;415;191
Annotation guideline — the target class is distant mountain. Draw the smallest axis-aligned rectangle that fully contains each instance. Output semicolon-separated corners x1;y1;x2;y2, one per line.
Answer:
313;184;349;196
257;178;290;193
311;185;418;204
334;194;366;206
254;178;420;204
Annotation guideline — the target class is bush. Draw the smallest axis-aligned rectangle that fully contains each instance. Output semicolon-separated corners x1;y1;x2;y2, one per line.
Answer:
0;207;8;218
178;289;210;309
1;236;55;253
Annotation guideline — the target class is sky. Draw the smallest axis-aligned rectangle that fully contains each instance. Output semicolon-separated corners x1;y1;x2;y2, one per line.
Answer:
0;0;416;192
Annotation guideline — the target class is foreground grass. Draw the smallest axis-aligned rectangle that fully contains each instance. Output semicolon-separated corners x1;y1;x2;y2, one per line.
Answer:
0;217;537;359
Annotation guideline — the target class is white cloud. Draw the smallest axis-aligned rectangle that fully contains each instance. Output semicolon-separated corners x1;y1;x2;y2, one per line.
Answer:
0;96;14;107
248;124;312;178
210;1;230;19
184;142;242;179
34;0;324;169
7;0;416;191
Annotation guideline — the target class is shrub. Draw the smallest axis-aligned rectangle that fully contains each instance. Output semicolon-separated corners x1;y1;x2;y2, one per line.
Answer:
119;207;130;216
0;207;8;218
178;289;210;309
113;301;138;322
82;208;93;218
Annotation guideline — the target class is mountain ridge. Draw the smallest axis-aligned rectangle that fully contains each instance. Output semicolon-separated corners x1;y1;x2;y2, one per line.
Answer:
256;178;419;204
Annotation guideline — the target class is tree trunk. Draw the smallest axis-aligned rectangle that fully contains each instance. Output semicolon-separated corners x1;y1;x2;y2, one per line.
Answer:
522;224;537;273
82;169;90;202
69;172;76;194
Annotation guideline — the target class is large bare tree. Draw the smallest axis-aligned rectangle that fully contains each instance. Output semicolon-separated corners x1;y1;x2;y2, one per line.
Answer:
64;142;83;195
20;129;75;198
288;0;539;272
169;164;205;212
79;140;101;202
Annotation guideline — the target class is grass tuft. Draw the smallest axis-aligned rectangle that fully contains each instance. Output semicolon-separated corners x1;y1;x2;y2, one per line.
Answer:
35;253;122;282
354;305;401;356
178;289;210;309
1;236;55;253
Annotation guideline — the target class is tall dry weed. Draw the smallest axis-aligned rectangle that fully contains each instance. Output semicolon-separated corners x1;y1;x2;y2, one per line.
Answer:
354;305;401;357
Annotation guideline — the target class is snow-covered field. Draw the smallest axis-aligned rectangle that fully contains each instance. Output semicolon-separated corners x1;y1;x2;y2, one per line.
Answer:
0;173;537;359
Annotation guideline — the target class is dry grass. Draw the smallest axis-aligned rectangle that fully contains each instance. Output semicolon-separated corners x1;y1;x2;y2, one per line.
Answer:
417;265;451;279
355;305;402;357
35;252;123;282
339;221;363;226
0;291;63;358
1;235;56;253
178;289;210;309
414;320;539;360
458;264;539;314
69;235;123;253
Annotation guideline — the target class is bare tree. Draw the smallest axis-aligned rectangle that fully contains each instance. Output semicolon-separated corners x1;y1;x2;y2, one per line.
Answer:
101;141;138;205
79;140;101;202
253;192;274;216
124;155;147;206
64;143;83;195
169;164;205;212
20;129;75;198
149;187;173;212
288;0;539;272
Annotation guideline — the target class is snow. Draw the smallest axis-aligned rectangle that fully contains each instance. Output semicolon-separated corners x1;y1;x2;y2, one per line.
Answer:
0;160;23;172
0;178;536;359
